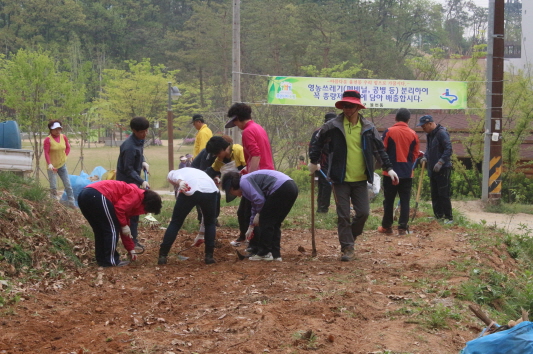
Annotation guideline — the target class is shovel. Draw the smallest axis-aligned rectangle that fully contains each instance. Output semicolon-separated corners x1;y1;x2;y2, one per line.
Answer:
411;160;426;222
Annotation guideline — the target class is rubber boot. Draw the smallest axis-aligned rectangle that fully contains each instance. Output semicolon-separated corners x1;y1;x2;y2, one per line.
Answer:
205;246;216;264
158;245;171;265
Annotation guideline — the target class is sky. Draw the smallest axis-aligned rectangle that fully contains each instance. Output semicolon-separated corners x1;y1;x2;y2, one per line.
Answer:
434;0;489;7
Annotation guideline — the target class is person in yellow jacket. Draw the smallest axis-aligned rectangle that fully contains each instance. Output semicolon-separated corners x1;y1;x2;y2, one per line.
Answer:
43;120;76;208
191;114;213;157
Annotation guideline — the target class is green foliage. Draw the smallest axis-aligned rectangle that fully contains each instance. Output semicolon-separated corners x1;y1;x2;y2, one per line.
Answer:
0;242;33;270
94;58;180;126
285;168;311;193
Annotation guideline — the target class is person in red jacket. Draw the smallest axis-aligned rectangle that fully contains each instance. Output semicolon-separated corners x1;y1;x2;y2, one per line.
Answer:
379;108;422;235
78;180;162;267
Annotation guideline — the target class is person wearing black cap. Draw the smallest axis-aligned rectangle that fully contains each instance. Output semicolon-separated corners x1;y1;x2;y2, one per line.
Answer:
191;114;212;158
309;112;336;213
224;103;275;251
221;170;298;261
378;108;422;235
308;90;399;262
417;115;453;223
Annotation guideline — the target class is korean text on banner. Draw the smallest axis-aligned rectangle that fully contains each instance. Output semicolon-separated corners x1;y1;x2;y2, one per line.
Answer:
267;76;467;110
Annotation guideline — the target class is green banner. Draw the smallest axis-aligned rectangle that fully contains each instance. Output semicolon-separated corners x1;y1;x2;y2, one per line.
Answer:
267;76;467;109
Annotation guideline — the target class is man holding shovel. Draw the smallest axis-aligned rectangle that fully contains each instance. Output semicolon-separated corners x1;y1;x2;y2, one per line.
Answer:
378;108;422;235
309;90;399;262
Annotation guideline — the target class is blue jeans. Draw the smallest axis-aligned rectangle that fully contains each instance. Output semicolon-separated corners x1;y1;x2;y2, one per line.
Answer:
48;163;75;206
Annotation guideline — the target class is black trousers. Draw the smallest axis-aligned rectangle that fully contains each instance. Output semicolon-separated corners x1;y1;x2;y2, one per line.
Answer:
160;191;218;256
316;171;332;213
78;187;122;267
430;167;453;220
237;197;260;249
256;180;299;258
382;176;413;230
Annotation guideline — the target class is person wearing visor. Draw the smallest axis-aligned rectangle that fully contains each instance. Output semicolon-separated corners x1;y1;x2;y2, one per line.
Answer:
221;170;298;261
417;115;453;223
308;90;399;262
44;120;76;208
224;103;274;251
116;116;151;251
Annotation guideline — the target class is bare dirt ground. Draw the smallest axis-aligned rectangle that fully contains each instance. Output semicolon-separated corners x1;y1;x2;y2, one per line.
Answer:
0;202;523;354
452;200;533;236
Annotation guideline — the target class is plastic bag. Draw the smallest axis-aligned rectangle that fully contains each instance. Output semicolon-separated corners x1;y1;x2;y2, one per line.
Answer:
61;171;93;207
460;321;533;354
220;160;239;175
367;172;381;200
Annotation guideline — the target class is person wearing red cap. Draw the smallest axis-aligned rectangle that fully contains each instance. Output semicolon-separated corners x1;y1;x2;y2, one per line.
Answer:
309;90;399;262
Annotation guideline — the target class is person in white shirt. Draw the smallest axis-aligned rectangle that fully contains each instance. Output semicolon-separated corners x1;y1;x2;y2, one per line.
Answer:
158;168;220;265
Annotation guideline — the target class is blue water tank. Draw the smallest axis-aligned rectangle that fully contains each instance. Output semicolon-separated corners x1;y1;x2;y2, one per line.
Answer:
0;121;22;149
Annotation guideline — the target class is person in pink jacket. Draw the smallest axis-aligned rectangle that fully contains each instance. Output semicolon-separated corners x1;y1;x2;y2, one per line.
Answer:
78;180;162;267
43;120;76;207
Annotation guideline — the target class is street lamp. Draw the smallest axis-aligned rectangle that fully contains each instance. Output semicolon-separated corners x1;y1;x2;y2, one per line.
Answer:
167;83;181;172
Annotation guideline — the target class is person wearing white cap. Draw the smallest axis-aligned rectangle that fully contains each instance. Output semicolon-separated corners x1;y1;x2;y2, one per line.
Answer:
308;90;399;262
43;120;76;208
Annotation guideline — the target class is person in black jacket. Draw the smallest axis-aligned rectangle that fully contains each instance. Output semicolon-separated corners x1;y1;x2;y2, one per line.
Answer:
310;112;336;213
417;115;453;223
308;90;399;262
116;116;150;251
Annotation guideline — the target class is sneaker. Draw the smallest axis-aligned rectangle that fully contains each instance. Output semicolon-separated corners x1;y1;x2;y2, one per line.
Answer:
444;219;454;225
248;253;274;261
273;257;282;262
157;256;167;265
377;226;393;234
134;242;145;252
230;238;245;247
117;260;130;267
340;247;355;262
398;228;407;235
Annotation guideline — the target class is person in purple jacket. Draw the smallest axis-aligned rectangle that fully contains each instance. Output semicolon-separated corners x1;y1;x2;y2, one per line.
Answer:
221;170;298;261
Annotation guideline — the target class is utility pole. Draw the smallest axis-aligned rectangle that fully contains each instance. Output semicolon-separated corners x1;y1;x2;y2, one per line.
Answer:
229;0;242;144
482;0;504;202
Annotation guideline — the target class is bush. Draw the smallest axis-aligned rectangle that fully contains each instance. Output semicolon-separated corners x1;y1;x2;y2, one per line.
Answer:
286;167;311;192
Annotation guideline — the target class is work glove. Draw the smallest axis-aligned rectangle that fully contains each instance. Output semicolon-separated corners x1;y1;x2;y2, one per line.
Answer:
214;176;221;186
178;181;191;193
252;213;260;226
239;167;247;175
128;250;137;261
121;225;132;239
245;225;254;241
420;157;427;165
141;181;150;190
48;164;55;171
433;161;443;173
388;169;399;185
308;163;320;175
142;162;150;173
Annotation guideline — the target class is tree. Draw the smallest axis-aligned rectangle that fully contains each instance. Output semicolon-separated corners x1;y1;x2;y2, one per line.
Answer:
0;48;86;178
93;58;187;140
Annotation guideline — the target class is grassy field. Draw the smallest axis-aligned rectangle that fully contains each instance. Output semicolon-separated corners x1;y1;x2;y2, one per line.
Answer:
23;139;194;190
